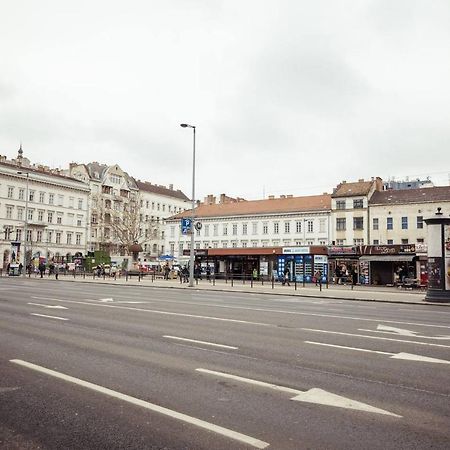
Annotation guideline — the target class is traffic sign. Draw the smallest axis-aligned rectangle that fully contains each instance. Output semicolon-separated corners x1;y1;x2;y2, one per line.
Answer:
181;218;192;235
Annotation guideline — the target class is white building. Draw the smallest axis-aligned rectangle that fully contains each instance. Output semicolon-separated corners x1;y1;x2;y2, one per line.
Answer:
135;180;190;259
69;162;138;255
165;193;332;260
0;148;90;268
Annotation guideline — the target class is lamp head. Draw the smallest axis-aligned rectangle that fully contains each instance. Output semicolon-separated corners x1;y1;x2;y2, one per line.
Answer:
180;123;195;129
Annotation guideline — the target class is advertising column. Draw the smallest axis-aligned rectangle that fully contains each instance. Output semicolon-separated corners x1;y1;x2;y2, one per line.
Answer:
424;209;450;303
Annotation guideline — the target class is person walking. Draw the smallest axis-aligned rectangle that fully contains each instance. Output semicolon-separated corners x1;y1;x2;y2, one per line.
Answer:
55;264;59;280
314;269;322;286
283;267;291;286
38;262;46;278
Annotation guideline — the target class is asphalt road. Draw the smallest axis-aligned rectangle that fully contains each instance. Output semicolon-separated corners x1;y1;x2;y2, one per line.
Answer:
1;277;449;449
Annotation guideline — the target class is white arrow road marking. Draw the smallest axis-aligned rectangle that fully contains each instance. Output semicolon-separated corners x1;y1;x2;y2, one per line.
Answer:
305;341;450;365
99;298;114;302
196;368;401;417
301;328;450;349
30;313;68;321
114;301;148;304
28;302;68;310
360;328;450;340
10;360;269;449
377;325;417;336
163;335;238;349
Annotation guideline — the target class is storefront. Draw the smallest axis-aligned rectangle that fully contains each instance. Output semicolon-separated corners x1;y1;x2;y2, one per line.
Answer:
327;246;361;284
277;246;328;283
188;247;282;279
359;244;417;285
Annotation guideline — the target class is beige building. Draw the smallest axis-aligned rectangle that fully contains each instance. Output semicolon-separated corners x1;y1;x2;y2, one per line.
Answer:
0;148;89;268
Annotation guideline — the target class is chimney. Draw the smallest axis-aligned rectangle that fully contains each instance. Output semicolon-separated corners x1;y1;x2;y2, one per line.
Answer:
358;178;364;182
342;180;346;184
280;195;286;199
268;195;275;200
169;184;173;190
286;194;293;198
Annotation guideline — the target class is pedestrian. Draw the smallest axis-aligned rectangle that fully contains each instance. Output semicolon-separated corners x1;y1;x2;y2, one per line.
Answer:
206;265;211;281
18;262;23;275
314;269;322;286
351;267;358;286
252;268;258;280
55;264;59;280
39;262;45;278
283;267;290;286
335;266;341;284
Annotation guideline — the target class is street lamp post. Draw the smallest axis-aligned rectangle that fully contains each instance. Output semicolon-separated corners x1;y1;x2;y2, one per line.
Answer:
180;123;196;287
17;171;30;276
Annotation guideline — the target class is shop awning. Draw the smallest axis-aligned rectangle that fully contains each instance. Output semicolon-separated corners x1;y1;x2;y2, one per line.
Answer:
359;255;415;262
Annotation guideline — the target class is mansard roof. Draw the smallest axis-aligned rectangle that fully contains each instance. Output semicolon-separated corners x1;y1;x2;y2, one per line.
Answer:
370;186;450;205
135;180;189;201
169;194;331;220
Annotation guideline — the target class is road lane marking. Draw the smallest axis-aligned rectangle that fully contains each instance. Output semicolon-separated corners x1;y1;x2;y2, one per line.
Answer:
99;298;114;302
304;341;450;365
30;313;68;321
163;335;238;349
196;368;400;417
10;359;269;449
28;302;68;310
301;328;450;348
31;297;273;327
363;325;450;340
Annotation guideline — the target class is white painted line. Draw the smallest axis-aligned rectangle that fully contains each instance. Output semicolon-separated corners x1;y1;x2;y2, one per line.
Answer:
28;302;68;310
163;336;238;349
304;341;450;365
359;329;450;340
30;313;68;321
304;341;393;355
31;297;272;327
115;301;148;304
10;359;269;449
377;325;417;336
99;298;114;302
196;368;400;417
301;328;450;349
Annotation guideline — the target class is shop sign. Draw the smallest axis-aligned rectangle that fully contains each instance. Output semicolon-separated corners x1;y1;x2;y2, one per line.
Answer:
445;225;450;290
182;249;208;256
283;246;310;255
328;246;357;256
415;243;428;254
260;261;269;275
360;244;415;255
314;255;328;263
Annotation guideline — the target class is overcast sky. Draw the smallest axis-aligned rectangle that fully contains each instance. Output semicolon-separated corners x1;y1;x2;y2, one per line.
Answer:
1;0;449;200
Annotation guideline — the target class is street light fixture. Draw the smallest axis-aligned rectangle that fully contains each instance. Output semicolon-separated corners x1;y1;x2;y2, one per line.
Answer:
17;171;30;276
180;123;196;287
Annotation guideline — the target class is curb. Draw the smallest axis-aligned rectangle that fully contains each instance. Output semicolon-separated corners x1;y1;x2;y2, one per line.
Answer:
52;277;450;307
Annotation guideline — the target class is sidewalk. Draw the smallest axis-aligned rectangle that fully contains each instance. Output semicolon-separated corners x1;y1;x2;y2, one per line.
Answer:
40;273;450;306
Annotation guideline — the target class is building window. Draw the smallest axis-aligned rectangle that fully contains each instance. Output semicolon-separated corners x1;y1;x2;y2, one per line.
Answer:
417;238;424;243
77;219;82;227
401;217;408;230
232;224;238;235
353;217;363;230
273;222;279;234
296;221;302;233
17;208;24;220
336;218;346;231
49;193;54;205
170;243;175;254
252;222;258;234
57;215;62;224
19;188;24;200
213;224;218;236
6;205;13;219
38;210;44;222
263;223;268;234
223;224;228;236
353;199;364;209
284;222;290;233
307;220;313;233
78;199;83;209
387;217;393;230
47;231;53;243
27;209;34;221
252;241;258;247
373;218;379;230
387;239;394;245
242;223;247;235
170;226;175;238
16;229;22;241
66;233;72;245
213;242;218;248
242;241;247;248
204;224;209;236
222;242;228;248
336;239;346;245
7;187;14;198
336;200;346;210
353;238;364;245
232;241;237;248
39;192;45;203
29;191;35;202
36;230;43;242
401;239;408;244
319;219;326;233
26;230;32;242
48;212;53;223
417;216;423;229
373;239;379;244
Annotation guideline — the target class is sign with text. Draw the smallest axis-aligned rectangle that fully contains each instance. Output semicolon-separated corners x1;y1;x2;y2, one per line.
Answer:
360;244;415;255
181;218;192;235
282;246;310;255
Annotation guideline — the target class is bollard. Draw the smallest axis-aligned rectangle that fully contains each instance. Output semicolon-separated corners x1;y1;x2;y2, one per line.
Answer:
74;270;76;279
271;276;274;289
243;274;245;285
303;276;305;288
251;277;253;288
351;282;354;290
295;278;297;291
225;274;228;284
231;274;234;287
213;274;215;286
126;272;128;282
326;277;329;289
196;276;198;285
139;273;141;282
319;279;322;292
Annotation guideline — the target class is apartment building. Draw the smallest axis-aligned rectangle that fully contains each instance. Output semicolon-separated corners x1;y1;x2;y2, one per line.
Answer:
0;148;89;268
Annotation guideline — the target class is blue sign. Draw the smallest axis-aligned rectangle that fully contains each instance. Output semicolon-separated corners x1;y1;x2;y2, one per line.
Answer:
181;218;192;235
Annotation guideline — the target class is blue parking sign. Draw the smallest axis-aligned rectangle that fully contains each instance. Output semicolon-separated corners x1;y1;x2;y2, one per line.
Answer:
181;218;192;235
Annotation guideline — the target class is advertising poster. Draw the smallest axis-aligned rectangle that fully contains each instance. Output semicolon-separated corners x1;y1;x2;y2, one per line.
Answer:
445;225;450;290
427;257;442;289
